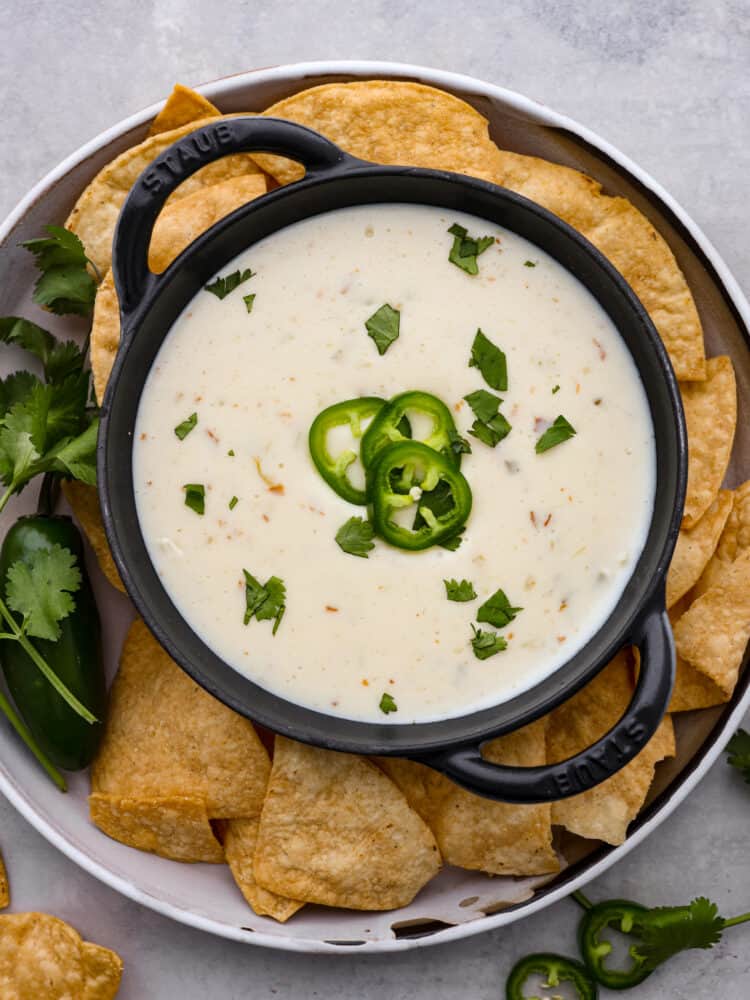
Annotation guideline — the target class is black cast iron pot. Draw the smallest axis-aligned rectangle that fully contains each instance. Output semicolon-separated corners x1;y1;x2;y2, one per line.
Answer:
99;116;687;804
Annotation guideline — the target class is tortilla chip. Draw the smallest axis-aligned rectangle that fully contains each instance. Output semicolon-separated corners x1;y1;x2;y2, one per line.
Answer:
681;356;737;528
666;490;733;608
546;652;676;844
253;81;505;185
0;851;8;910
378;718;558;876
673;550;750;705
90;172;267;404
0;912;123;999
61;480;125;592
147;83;220;137
225;817;304;922
89;793;224;862
669;654;728;712
254;737;440;910
66;117;261;274
694;480;750;597
492;151;706;381
92;619;268;813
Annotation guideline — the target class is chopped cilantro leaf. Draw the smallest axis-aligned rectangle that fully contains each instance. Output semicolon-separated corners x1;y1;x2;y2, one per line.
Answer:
243;293;256;313
469;329;507;391
552;384;560;394
335;517;375;558
205;268;254;300
524;260;537;267
243;570;286;634
365;303;400;356
227;449;235;456
379;692;398;714
174;412;198;440
470;624;508;660
439;528;465;551
6;544;81;642
183;483;205;515
446;427;471;458
464;389;502;423
229;495;239;510
535;414;577;453
444;578;476;602
469;412;512;448
447;223;495;275
21;226;97;316
726;728;750;783
477;588;522;628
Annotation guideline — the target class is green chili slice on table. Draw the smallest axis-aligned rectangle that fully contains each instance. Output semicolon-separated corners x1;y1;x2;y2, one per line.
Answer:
367;441;472;551
577;899;653;989
506;953;598;1000
308;397;386;505
361;390;463;470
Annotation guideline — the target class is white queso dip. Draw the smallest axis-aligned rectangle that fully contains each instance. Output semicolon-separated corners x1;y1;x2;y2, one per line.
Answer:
133;203;656;723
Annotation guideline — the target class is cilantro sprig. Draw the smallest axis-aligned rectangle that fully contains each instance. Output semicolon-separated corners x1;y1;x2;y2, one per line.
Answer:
470;624;507;660
21;226;98;316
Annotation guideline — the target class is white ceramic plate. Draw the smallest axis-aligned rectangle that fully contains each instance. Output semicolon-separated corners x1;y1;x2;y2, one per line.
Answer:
1;61;749;954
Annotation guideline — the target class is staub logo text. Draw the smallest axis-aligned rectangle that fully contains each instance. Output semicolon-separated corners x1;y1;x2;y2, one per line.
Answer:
141;123;234;194
550;716;648;797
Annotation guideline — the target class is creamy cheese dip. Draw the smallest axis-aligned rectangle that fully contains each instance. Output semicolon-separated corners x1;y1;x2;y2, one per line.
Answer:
133;203;655;723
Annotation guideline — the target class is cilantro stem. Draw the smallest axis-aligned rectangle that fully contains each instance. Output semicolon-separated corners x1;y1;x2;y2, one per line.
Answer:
0;687;66;790
723;912;750;929
0;595;96;723
0;483;15;517
572;890;594;911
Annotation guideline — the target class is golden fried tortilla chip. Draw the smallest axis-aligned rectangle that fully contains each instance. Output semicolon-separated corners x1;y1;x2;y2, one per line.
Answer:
0;912;123;999
225;818;304;922
681;356;737;528
66;118;261;274
89;793;224;862
666;490;733;608
673;549;750;705
90;620;270;859
546;652;675;845
379;718;558;876
90;172;267;403
669;654;729;712
492;151;706;381
147;83;220;137
92;619;268;814
61;480;125;592
694;480;750;597
0;851;8;910
253;81;504;185
254;737;440;910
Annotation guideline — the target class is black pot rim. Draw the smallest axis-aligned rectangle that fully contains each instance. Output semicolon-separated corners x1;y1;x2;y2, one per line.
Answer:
97;117;687;799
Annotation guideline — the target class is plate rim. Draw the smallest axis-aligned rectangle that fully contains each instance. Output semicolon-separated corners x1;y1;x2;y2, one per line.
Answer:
1;58;749;954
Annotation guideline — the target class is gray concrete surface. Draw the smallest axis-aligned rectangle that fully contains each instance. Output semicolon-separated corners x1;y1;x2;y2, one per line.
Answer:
2;0;750;996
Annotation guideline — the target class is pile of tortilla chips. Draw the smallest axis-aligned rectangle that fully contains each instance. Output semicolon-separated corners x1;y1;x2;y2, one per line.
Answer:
56;81;747;921
0;912;122;998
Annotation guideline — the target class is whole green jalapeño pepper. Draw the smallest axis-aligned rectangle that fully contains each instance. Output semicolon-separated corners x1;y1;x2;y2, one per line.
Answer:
368;441;472;551
0;515;106;771
308;397;386;505
506;953;598;999
361;390;463;469
578;899;652;990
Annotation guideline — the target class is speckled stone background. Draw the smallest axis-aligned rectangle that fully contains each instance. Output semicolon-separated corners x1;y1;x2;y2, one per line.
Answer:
2;1;750;997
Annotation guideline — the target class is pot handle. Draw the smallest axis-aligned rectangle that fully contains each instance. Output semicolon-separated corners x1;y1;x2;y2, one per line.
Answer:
111;116;350;320
414;596;675;803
